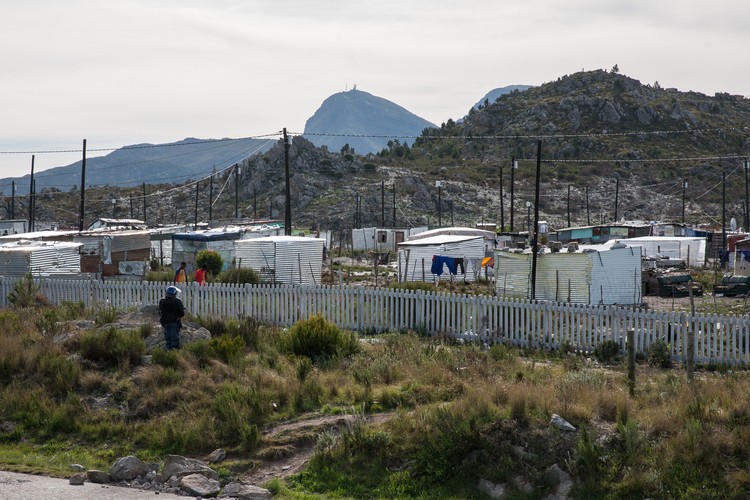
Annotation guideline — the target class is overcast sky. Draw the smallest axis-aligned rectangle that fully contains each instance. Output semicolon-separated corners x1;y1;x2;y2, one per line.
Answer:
0;0;747;181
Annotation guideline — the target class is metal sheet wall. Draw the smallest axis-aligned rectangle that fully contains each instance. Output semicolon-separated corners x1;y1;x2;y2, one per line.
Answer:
494;252;531;299
535;253;591;303
397;238;485;283
235;237;324;286
590;247;642;305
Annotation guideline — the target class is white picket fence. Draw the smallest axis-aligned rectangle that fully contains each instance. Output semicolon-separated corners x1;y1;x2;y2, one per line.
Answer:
2;277;749;366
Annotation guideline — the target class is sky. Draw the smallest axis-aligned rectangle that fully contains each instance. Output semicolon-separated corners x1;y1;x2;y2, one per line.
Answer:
1;0;748;181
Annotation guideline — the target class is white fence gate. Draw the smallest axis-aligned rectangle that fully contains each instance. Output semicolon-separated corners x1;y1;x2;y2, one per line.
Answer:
1;277;749;366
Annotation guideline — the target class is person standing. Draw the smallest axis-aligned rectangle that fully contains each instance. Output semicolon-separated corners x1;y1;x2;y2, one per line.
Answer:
195;264;208;285
159;286;185;350
174;261;189;284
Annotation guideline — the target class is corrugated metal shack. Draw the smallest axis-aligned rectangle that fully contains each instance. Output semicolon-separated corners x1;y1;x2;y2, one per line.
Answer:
549;223;651;244
74;230;152;277
397;234;485;283
234;236;324;285
406;227;497;256
495;245;642;305
0;240;83;276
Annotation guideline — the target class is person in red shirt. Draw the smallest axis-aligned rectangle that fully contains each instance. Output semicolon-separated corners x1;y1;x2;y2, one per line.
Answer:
195;264;208;285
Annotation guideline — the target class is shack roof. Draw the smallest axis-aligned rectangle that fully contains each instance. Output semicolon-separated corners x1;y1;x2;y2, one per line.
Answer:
399;234;483;247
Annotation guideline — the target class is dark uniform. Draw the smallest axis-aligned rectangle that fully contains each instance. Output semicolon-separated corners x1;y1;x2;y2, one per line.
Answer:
159;290;186;349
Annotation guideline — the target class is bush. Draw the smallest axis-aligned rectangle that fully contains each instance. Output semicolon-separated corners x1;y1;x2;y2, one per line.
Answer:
594;339;621;363
152;348;180;369
217;267;260;285
79;327;145;368
7;273;48;308
209;335;245;364
281;315;360;360
648;339;672;369
196;250;223;276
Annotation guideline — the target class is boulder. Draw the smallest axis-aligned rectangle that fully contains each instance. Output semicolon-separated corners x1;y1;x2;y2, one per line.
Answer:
550;414;576;432
179;473;220;497
69;473;85;485
219;481;273;499
109;455;149;481
162;455;218;481
543;464;573;500
477;478;507;499
86;469;112;484
207;448;226;464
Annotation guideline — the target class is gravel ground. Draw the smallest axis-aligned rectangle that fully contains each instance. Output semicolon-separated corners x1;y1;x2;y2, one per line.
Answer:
0;471;185;500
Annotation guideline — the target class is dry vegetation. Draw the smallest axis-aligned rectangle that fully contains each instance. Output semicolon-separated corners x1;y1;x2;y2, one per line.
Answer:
1;284;750;498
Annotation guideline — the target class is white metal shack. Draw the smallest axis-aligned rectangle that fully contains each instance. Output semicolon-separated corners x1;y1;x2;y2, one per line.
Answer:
495;245;642;305
397;234;485;283
234;236;324;285
0;240;83;277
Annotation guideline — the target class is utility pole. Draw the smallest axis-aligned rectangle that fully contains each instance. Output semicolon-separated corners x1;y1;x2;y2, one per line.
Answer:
744;158;749;231
234;164;240;219
29;156;35;232
499;164;504;230
130;196;134;219
381;180;385;227
194;181;199;230
586;185;590;225
510;157;518;231
253;187;257;220
392;183;396;228
450;200;454;226
682;179;688;224
205;173;211;223
722;170;727;265
78;140;87;232
10;181;15;219
142;182;147;225
567;184;571;227
614;176;620;222
283;128;292;235
530;141;542;301
437;181;442;226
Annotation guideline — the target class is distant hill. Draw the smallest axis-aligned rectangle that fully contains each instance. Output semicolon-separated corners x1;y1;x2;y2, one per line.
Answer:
1;137;275;193
472;85;532;110
303;89;436;155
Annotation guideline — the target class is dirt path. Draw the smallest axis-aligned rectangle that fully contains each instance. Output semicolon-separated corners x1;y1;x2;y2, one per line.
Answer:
244;412;395;485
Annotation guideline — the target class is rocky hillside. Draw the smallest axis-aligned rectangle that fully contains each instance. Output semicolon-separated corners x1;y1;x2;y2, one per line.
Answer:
17;70;750;232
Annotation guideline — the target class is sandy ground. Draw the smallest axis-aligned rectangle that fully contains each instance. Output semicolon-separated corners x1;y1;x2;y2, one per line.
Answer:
0;471;185;500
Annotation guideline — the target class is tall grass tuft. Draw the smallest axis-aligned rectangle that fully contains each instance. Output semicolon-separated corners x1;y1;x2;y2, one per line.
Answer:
79;327;145;368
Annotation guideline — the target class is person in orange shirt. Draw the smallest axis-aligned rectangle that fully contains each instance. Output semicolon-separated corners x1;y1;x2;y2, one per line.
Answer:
174;261;189;284
195;264;208;285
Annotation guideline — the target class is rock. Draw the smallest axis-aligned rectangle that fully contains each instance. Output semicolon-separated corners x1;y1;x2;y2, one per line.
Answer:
512;475;534;494
0;421;14;433
141;354;153;365
70;464;85;472
510;445;538;461
543;464;573;500
179;473;220;497
219;481;273;499
162;454;218;481
69;473;85;485
86;469;112;484
109;455;149;481
550;414;576;432
477;478;507;499
207;448;226;464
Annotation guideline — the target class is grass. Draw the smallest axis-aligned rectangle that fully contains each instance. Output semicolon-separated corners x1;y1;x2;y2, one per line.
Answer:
3;302;750;498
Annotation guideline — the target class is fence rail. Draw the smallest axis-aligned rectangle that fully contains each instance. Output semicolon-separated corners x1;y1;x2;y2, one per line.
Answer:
2;277;749;366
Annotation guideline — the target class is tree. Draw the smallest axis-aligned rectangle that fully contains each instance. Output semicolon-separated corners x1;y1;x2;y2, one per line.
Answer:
196;250;223;276
610;64;620;74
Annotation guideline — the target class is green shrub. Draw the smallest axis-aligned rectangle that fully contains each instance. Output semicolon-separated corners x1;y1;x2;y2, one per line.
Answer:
79;327;145;368
209;335;245;364
489;343;516;362
35;308;61;336
213;383;266;443
217;267;260;285
7;273;48;308
59;300;85;320
648;339;672;368
281;315;360;360
594;339;621;363
196;250;223;276
146;270;173;282
93;305;118;327
185;339;213;368
152;347;180;369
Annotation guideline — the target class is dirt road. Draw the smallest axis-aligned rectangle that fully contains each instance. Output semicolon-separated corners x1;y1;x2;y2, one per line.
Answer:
0;471;184;500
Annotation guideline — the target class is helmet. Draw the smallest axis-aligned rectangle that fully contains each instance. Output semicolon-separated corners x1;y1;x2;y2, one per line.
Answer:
166;286;180;297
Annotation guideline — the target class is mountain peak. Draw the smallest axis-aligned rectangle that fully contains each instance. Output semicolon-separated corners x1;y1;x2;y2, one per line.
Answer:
303;89;436;154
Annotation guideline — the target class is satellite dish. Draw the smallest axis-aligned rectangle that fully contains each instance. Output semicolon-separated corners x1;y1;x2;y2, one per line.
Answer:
731;217;738;232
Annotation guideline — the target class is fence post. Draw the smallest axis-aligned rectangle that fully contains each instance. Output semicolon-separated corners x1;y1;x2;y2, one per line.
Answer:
627;328;635;396
686;318;695;384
